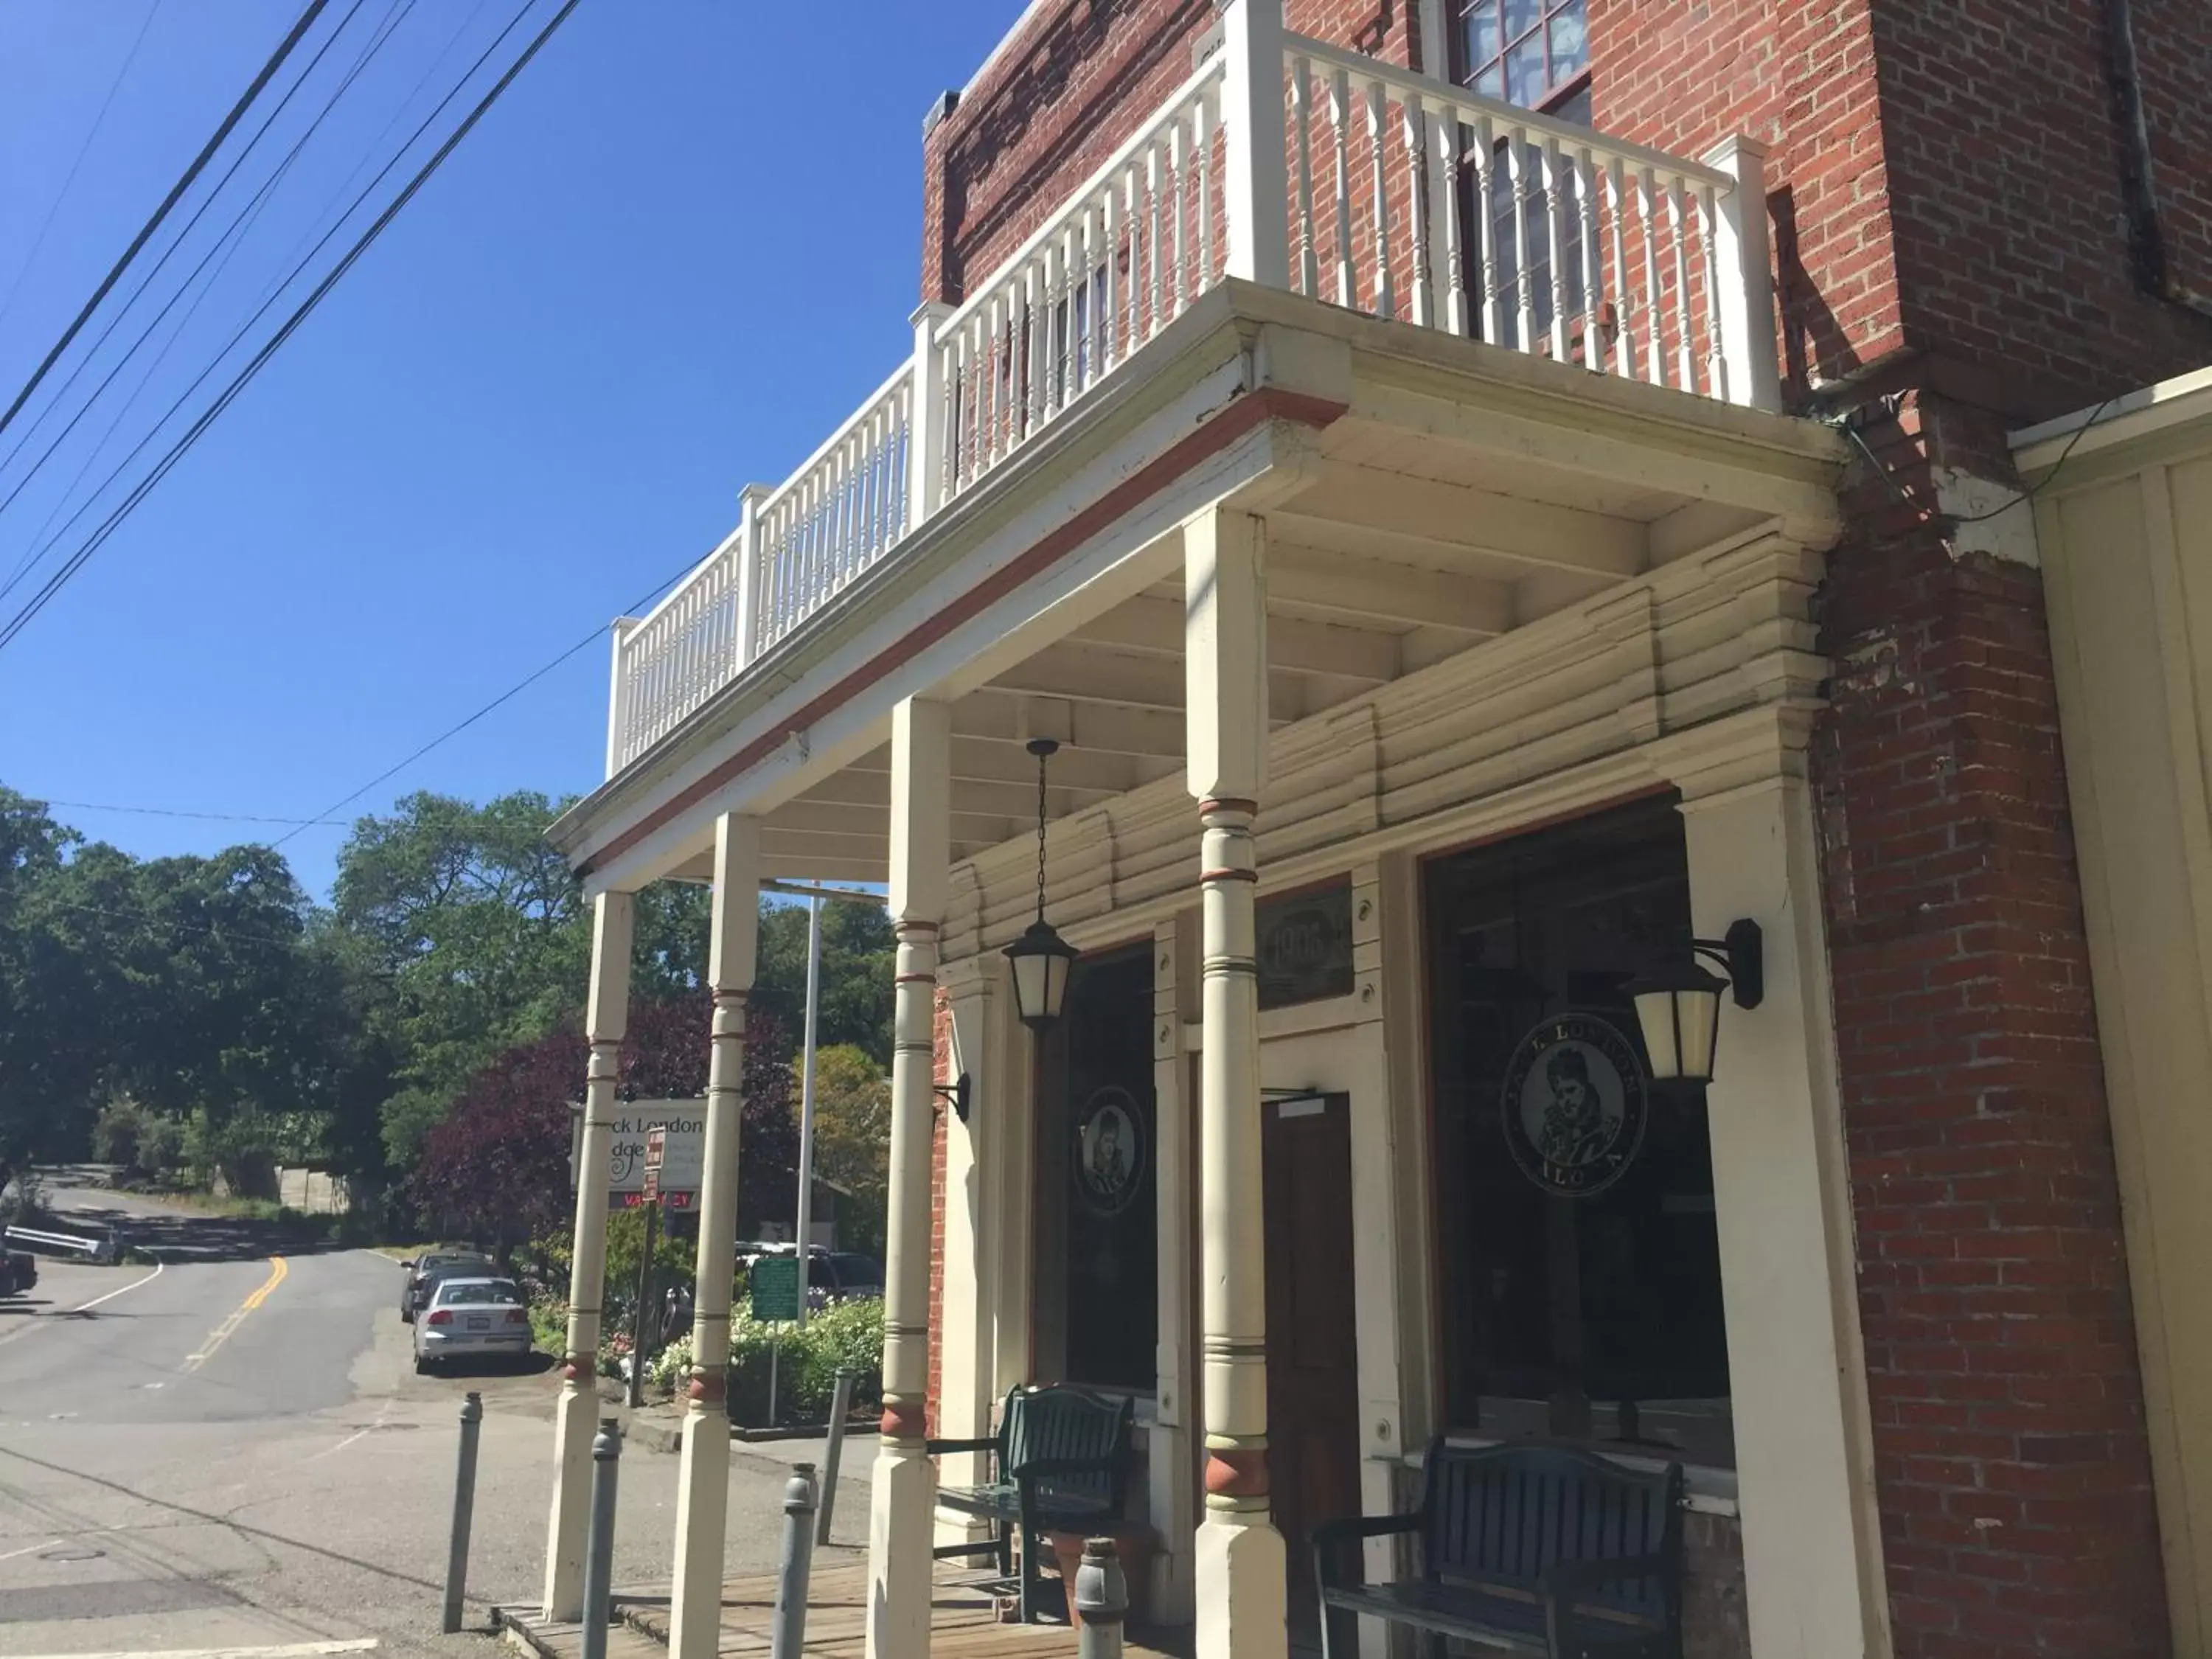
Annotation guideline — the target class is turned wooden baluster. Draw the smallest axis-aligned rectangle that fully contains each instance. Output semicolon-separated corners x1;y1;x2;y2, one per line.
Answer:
1290;58;1318;296
1329;69;1354;308
1669;173;1694;392
1364;75;1393;319
1639;165;1665;386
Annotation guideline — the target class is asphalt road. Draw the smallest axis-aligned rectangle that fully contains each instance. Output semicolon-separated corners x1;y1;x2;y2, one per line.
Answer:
0;1173;871;1659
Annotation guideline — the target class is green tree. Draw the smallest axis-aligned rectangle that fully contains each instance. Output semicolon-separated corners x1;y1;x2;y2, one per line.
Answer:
805;1043;891;1255
0;790;94;1197
754;899;895;1068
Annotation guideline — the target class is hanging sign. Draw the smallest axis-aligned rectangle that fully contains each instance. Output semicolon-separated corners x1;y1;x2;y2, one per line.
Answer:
573;1099;706;1206
1072;1085;1147;1217
1499;1012;1649;1197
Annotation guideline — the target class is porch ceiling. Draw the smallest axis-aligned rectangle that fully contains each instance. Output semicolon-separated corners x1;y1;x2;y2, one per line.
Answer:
669;436;1785;888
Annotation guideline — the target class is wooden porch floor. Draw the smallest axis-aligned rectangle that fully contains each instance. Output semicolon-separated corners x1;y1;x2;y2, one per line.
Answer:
501;1563;1185;1659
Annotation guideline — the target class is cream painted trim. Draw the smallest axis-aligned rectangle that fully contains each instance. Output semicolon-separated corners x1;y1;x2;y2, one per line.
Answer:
948;533;1825;960
2012;364;2212;472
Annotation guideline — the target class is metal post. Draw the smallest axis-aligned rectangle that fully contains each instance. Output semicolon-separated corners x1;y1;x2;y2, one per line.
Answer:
815;1367;856;1545
768;1330;781;1427
1074;1536;1127;1659
771;1463;819;1659
627;1198;657;1408
442;1392;484;1633
793;893;823;1330
580;1419;622;1659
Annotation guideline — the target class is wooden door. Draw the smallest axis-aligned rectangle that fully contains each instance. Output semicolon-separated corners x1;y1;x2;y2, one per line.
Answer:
1263;1091;1361;1648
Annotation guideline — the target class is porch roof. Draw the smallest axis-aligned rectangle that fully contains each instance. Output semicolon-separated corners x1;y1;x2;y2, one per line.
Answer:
547;279;1843;913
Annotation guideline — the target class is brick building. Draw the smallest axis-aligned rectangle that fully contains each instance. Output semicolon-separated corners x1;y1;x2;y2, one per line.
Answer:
540;3;2212;1658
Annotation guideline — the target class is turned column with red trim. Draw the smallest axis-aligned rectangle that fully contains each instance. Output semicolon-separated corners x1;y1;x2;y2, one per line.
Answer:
869;697;952;1659
1186;504;1288;1659
669;814;760;1659
543;889;635;1619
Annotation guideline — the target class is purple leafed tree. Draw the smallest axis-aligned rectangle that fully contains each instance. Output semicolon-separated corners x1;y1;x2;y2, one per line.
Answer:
410;994;796;1248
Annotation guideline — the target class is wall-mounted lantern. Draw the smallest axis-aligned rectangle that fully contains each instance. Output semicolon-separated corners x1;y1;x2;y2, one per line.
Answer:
1627;919;1764;1085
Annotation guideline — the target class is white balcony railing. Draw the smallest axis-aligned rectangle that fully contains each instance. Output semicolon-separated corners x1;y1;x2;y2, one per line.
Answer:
605;0;1779;776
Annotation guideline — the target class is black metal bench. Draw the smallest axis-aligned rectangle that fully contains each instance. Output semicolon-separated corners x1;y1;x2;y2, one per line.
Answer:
1313;1440;1684;1659
928;1383;1135;1623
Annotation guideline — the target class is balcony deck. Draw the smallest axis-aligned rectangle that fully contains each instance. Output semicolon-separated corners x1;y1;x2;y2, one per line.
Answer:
601;17;1782;790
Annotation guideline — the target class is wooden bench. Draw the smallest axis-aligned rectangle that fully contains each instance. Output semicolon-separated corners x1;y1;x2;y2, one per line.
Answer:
928;1383;1135;1624
1313;1440;1684;1659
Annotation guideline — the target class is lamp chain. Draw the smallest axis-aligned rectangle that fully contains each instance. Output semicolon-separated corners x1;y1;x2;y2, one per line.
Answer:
1034;744;1048;926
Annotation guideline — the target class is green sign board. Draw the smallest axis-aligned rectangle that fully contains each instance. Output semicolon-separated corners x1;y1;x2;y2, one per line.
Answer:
749;1255;802;1321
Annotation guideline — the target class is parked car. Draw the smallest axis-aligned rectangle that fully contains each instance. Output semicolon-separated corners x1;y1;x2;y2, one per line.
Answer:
400;1249;496;1324
413;1276;530;1374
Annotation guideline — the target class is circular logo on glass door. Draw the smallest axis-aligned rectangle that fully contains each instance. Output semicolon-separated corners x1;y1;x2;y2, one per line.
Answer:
1074;1087;1146;1217
1500;1013;1648;1197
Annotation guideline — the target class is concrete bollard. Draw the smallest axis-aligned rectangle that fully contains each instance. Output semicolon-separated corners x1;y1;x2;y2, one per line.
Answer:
580;1418;622;1659
442;1391;484;1633
1074;1536;1127;1659
771;1463;818;1659
815;1368;856;1545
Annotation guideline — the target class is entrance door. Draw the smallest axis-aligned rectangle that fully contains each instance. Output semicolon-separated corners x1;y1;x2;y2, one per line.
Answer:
1262;1091;1360;1649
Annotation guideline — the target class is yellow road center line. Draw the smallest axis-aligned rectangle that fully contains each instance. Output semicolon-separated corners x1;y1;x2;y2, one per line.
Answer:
181;1255;287;1373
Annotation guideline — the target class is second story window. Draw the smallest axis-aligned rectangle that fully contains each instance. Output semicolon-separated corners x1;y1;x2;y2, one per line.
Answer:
1452;0;1593;352
1456;0;1590;110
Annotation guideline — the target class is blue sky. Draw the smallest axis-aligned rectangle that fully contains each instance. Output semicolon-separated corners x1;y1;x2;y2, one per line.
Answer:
0;0;1017;899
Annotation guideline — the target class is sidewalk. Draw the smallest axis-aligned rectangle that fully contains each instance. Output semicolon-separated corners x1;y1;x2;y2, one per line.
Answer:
499;1562;1183;1659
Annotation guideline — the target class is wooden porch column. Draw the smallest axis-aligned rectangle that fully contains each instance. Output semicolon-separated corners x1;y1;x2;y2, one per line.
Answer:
869;697;953;1659
669;815;760;1659
1186;507;1288;1659
1672;728;1889;1658
544;890;634;1619
934;957;1000;1531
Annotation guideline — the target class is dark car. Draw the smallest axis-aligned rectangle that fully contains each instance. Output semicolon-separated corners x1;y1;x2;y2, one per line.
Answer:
400;1249;496;1324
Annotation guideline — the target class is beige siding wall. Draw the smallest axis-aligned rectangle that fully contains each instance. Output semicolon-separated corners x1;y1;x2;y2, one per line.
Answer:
2040;439;2212;1658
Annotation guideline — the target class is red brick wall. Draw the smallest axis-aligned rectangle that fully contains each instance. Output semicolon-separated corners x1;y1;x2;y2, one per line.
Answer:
1589;0;1906;402
1865;0;2212;410
922;0;1430;309
1813;392;2168;1659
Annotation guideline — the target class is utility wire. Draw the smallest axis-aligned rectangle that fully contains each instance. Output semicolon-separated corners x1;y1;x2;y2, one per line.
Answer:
0;0;333;445
1;3;413;605
0;0;389;521
1837;397;2118;526
0;0;166;333
28;799;346;827
271;557;698;850
0;0;582;653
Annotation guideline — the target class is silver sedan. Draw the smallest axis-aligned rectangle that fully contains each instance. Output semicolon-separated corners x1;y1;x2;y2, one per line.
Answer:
412;1276;531;1374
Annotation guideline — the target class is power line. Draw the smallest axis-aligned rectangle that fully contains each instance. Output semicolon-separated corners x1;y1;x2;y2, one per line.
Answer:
0;0;166;333
0;0;334;445
2;4;416;605
0;0;583;652
0;0;394;525
28;799;345;827
40;897;308;951
270;557;698;850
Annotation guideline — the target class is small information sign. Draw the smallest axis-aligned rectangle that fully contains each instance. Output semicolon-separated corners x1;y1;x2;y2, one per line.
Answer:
749;1254;802;1322
642;1127;664;1204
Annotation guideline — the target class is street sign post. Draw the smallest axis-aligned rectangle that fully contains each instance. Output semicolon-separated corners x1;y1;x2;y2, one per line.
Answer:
750;1255;804;1426
641;1127;664;1205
